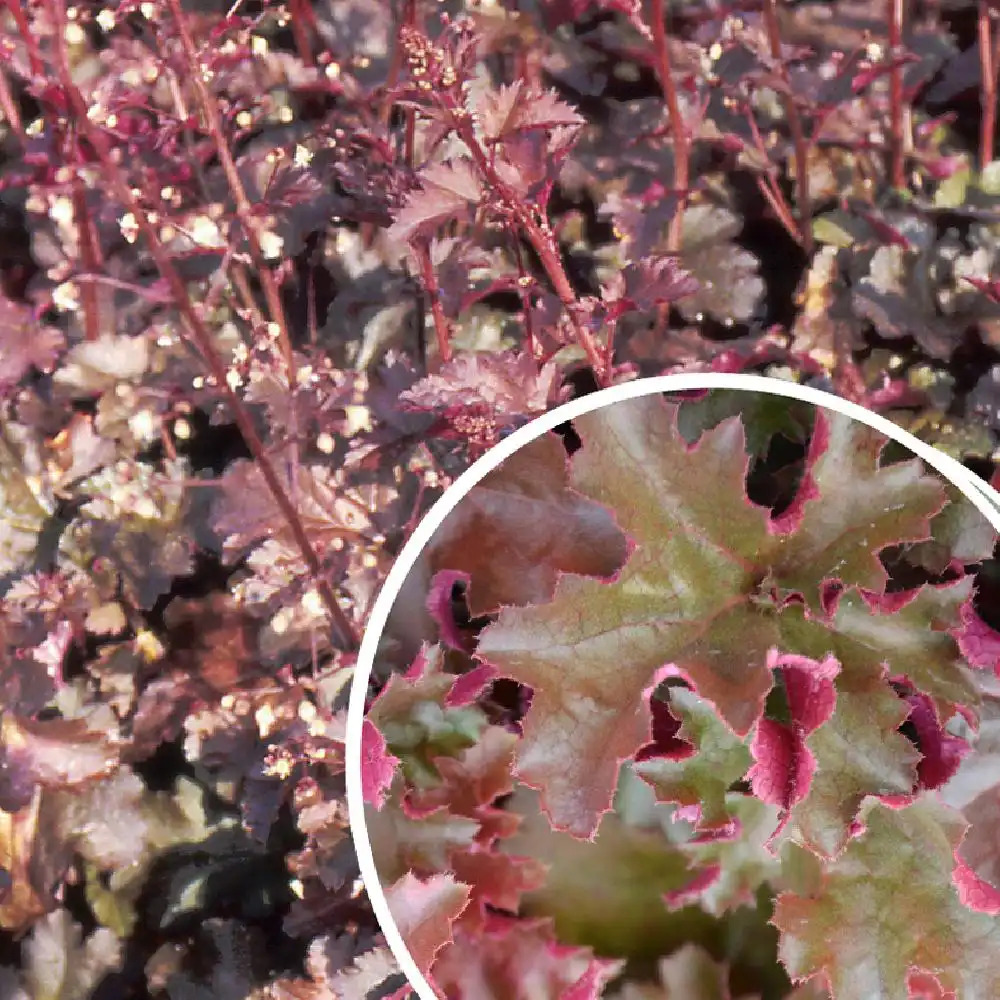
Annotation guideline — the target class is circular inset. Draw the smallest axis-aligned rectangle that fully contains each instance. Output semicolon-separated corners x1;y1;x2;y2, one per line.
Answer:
347;374;1000;1000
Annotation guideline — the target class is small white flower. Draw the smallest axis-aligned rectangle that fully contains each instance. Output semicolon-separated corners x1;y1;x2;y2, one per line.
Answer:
255;703;276;739
189;215;224;248
128;409;158;442
271;607;293;635
260;230;284;260
301;589;324;616
64;22;86;45
344;404;371;435
119;211;139;243
50;196;75;226
133;496;160;519
52;281;80;312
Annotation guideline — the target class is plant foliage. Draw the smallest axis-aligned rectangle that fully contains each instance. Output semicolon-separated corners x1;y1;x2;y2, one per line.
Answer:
2;0;1000;995
367;392;1000;1000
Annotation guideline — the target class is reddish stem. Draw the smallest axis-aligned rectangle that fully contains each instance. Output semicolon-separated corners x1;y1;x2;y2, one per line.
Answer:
979;0;1000;169
44;0;358;650
7;1;43;76
762;0;813;253
65;118;104;343
382;0;418;128
230;263;268;331
165;0;297;386
0;67;23;139
413;240;452;363
887;0;907;188
367;0;418;251
287;0;315;66
756;176;803;244
70;176;102;341
70;273;172;302
743;105;804;245
451;117;606;379
648;0;690;252
510;238;536;357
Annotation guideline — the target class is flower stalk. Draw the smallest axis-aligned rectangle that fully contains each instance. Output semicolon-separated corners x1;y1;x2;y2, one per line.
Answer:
44;0;359;650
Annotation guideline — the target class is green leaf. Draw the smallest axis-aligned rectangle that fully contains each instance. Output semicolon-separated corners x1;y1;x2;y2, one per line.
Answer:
686;794;784;916
812;211;869;248
84;862;136;938
773;798;1000;1000
934;166;971;209
905;483;998;574
368;782;480;885
772;585;976;855
940;695;1000;900
369;646;489;788
478;399;779;836
0;425;54;577
634;688;753;830
675;389;814;458
981;160;1000;195
502;787;711;961
760;414;946;608
793;582;978;720
612;942;737;1000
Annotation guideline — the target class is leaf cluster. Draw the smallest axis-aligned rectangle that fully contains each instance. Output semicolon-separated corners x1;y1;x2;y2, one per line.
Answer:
366;392;1000;1000
2;0;1000;997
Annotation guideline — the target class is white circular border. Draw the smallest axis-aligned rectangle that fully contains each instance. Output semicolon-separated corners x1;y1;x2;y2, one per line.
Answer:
346;372;1000;999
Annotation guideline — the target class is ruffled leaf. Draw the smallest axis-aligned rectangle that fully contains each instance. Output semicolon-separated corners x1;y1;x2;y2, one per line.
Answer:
477;397;950;838
773;798;1000;1000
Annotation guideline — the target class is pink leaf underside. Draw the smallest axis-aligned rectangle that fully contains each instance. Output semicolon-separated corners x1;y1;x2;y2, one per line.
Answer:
426;569;472;651
748;654;840;811
384;871;471;983
361;719;399;810
953;855;1000;915
905;692;969;790
954;600;1000;674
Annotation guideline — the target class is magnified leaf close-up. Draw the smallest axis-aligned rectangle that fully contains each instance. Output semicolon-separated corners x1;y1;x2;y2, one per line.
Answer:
365;390;1000;1000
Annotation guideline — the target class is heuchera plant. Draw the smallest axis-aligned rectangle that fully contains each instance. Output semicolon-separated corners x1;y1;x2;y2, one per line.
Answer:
364;391;1000;1000
3;0;1000;995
